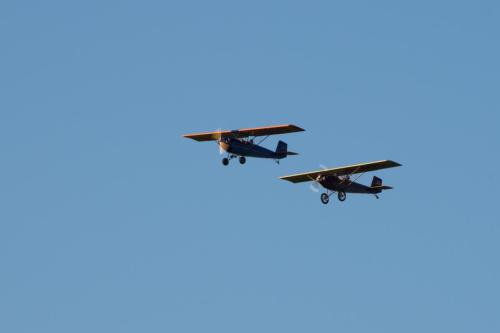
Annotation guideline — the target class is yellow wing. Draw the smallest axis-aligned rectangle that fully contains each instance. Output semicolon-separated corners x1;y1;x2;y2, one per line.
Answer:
280;160;402;183
183;130;232;142
183;124;304;142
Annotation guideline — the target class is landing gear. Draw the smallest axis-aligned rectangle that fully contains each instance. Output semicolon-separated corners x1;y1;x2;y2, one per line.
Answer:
320;193;330;205
320;191;346;204
222;155;246;166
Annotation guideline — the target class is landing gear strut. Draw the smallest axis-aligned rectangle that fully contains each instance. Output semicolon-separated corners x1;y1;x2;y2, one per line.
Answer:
338;191;346;202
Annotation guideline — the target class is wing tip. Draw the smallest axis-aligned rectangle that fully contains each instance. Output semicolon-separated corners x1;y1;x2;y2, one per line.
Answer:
279;176;294;182
388;160;402;167
183;134;200;141
289;124;306;132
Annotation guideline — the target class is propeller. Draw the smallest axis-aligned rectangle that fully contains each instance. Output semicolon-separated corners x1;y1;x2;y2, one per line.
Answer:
215;128;225;155
309;164;328;193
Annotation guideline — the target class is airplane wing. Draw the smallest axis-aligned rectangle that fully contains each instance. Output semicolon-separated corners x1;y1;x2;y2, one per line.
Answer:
280;160;402;183
235;124;305;138
183;130;232;142
183;124;304;142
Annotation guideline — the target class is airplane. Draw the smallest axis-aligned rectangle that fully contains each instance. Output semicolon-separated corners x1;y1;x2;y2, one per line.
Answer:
183;124;305;165
280;160;402;204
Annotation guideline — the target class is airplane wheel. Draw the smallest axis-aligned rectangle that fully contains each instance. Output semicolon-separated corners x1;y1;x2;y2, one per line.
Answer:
222;158;229;166
338;191;346;202
239;156;246;164
320;193;329;204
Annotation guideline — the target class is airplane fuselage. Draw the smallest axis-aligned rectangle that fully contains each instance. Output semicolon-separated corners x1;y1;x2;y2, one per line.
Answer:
319;175;381;194
219;138;285;159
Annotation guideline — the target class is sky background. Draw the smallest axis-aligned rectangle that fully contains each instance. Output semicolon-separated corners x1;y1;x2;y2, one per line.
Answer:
1;1;499;332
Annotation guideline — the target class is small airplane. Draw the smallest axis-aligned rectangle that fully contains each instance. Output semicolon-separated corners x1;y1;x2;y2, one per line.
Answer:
280;160;402;204
183;124;305;165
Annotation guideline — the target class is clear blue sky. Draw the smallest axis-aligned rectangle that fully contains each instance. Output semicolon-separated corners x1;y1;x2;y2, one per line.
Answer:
1;1;499;332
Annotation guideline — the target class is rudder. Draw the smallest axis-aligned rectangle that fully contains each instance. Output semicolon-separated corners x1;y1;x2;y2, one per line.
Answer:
371;176;383;188
276;140;298;157
370;176;393;192
276;140;288;155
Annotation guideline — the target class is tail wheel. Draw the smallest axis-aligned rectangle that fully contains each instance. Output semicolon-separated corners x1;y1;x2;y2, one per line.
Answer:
222;158;229;166
239;156;246;164
338;191;346;202
320;193;329;204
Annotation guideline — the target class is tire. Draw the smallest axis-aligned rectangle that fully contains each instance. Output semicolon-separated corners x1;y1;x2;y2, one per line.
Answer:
222;158;229;166
338;191;346;202
320;193;329;204
239;156;246;164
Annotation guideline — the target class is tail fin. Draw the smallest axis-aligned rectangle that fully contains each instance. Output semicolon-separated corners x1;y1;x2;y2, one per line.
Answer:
371;176;382;188
370;176;393;192
276;140;298;157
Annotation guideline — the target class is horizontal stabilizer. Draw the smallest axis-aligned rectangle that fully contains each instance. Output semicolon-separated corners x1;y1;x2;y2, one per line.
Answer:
286;151;298;156
371;185;393;190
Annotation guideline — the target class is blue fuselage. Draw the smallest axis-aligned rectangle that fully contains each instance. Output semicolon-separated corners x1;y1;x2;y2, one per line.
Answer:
219;138;285;159
319;176;380;194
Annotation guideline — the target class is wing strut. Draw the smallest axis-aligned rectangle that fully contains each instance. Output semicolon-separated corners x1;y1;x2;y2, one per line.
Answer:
254;135;270;146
